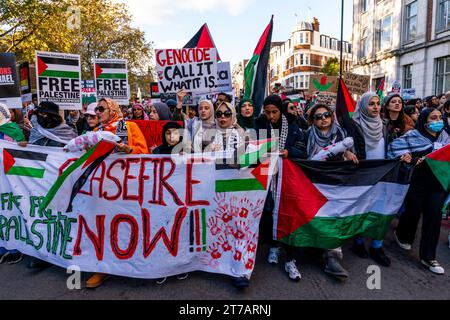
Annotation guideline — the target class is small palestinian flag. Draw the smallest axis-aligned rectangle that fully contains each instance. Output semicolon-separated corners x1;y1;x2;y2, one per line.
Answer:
335;78;357;137
240;138;275;168
215;156;272;193
0;122;25;142
189;209;207;253
37;55;80;79
40;140;115;213
274;159;411;249
184;23;221;62
426;144;450;192
3;148;48;179
244;16;274;115
95;61;127;80
377;78;385;105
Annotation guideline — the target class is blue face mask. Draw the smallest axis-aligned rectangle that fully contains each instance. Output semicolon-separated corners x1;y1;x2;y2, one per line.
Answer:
427;120;444;133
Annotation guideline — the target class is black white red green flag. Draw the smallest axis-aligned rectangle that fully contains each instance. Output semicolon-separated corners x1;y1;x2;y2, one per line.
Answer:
274;159;412;249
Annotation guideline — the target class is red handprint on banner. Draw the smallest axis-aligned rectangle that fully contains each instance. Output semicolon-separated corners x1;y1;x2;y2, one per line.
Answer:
217;234;232;252
208;216;222;236
207;243;222;260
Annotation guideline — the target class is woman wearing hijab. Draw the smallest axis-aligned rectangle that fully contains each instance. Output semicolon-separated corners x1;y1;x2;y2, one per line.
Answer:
304;104;358;279
212;102;245;152
237;98;256;132
153;102;172;121
282;99;309;130
190;99;216;153
131;103;149;120
349;93;395;267
389;108;450;274
383;94;415;143
255;95;307;284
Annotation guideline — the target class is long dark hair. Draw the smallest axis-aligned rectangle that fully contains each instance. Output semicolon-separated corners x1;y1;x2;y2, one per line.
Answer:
307;104;334;126
383;94;407;132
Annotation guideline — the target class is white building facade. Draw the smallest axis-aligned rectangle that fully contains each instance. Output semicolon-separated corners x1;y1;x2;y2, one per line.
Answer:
352;0;450;97
269;18;352;92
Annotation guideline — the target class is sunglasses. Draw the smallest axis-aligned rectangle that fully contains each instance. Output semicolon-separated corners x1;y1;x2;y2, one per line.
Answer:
216;110;233;118
95;106;106;113
314;112;332;121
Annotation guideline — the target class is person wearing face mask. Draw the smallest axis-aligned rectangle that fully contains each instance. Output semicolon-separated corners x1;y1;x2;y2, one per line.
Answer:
255;95;307;284
388;109;450;274
383;94;415;143
29;102;78;147
27;101;78;270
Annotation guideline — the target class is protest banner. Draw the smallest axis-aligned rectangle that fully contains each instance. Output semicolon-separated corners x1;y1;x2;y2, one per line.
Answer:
35;51;82;110
402;88;416;100
343;72;370;96
391;80;401;94
309;75;338;94
315;92;337;106
130;120;184;152
156;48;218;94
94;59;130;105
81;80;97;105
0;53;22;109
0;140;276;279
18;62;32;103
216;62;232;93
150;82;160;99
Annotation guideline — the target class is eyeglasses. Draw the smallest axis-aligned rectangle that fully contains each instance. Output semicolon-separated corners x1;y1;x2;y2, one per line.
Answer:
314;112;332;121
95;106;106;113
216;110;233;118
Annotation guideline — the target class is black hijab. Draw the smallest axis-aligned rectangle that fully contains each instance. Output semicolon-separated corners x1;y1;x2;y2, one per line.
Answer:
416;108;439;142
153;122;183;154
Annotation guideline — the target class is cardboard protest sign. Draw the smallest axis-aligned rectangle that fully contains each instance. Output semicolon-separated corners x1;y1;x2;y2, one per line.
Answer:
81;80;97;105
156;48;218;94
94;59;130;105
309;75;338;94
0;53;22;109
315;92;337;107
344;72;370;96
0;140;276;279
35;51;82;110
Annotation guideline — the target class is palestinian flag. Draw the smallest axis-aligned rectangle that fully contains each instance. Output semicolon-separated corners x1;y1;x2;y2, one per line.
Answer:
3;148;48;179
376;78;385;105
215;155;272;193
184;23;221;62
240;138;275;168
0;122;25;142
40;140;115;213
95;61;127;80
244;16;274;115
274;159;411;249
426;144;450;191
335;78;357;137
37;55;80;79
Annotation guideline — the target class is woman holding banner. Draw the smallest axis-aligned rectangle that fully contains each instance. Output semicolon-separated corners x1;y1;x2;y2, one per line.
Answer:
256;95;307;283
389;108;450;275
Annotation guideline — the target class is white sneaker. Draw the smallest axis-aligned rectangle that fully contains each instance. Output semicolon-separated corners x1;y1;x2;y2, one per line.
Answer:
421;260;445;275
394;231;412;251
156;277;167;285
267;247;280;265
285;260;301;281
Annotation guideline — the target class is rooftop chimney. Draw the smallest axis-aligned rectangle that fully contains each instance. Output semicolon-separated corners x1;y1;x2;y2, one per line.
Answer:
312;17;320;32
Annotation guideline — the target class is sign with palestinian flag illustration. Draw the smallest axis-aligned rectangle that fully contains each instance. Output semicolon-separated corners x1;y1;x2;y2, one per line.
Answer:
0;53;22;109
0;140;274;280
309;75;338;94
94;59;129;105
35;51;82;110
274;159;412;249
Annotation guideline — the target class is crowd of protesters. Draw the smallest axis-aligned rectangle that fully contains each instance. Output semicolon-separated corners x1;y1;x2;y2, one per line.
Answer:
1;87;449;290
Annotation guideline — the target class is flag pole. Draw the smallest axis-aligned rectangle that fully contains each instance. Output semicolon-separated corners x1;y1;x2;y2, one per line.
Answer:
339;0;344;79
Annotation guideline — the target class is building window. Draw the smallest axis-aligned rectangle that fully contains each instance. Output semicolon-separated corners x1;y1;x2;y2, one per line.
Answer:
294;54;299;66
437;0;450;31
436;56;450;94
300;54;310;65
403;64;413;89
299;75;310;89
376;15;392;51
405;1;418;41
331;39;338;51
360;28;369;59
360;0;369;13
